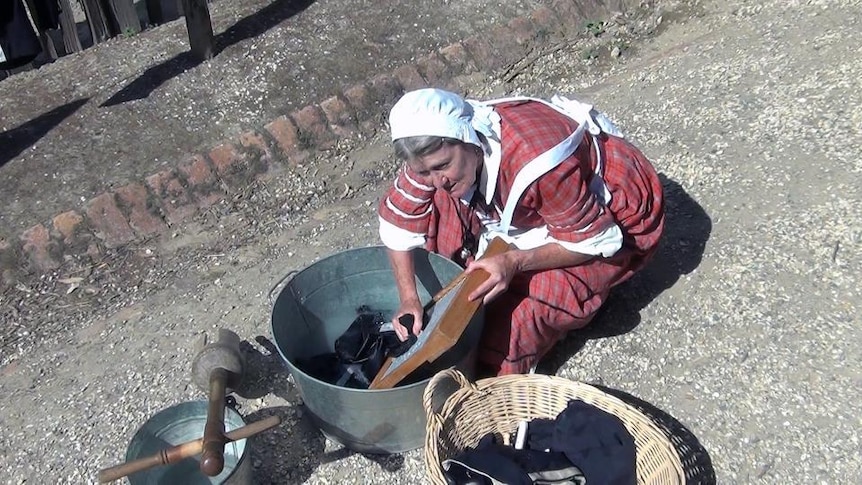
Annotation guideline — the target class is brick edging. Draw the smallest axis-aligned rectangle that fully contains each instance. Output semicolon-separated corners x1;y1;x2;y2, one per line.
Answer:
1;0;628;279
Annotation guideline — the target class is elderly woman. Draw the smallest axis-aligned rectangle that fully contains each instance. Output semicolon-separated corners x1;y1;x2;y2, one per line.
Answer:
378;88;665;376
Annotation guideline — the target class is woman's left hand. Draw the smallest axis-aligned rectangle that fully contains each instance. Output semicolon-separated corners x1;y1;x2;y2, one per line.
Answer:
465;251;521;303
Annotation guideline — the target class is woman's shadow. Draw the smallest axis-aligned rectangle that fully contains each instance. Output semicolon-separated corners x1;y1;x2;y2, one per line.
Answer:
596;385;717;484
538;174;716;483
538;173;712;372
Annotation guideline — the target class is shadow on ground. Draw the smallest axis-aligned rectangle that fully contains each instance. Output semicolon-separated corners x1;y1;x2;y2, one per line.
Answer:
237;335;412;483
101;0;315;107
237;335;408;480
0;98;89;168
236;336;298;401
597;385;717;484
242;405;323;482
243;401;408;484
537;174;712;372
242;401;408;482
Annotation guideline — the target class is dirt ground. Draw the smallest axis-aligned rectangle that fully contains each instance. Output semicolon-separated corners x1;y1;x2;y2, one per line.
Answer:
0;0;545;234
1;0;861;483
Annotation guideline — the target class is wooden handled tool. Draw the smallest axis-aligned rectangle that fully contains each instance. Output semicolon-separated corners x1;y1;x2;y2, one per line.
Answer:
200;367;229;475
97;415;281;483
190;329;245;476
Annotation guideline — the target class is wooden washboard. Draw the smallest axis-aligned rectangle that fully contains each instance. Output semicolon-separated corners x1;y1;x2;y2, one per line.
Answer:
369;237;510;389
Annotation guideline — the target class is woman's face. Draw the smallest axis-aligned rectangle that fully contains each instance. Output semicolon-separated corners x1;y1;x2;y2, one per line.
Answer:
407;142;481;199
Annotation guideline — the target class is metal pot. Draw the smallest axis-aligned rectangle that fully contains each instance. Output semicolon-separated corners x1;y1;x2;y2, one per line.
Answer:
270;246;483;453
125;400;252;484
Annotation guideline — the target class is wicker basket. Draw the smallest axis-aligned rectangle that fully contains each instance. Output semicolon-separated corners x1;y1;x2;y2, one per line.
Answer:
422;369;685;484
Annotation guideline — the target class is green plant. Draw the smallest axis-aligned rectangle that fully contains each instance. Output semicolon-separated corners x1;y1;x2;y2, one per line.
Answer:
585;21;606;37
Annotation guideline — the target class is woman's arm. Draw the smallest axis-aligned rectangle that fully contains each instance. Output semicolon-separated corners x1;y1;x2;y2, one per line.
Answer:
387;248;425;339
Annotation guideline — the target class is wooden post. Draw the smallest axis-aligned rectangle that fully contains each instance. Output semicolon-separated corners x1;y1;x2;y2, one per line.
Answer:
23;0;59;60
145;0;165;25
81;0;112;44
57;0;82;53
38;31;59;60
180;0;214;60
105;0;141;36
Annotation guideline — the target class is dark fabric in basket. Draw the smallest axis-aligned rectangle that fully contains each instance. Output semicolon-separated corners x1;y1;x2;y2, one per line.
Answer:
442;400;635;484
443;434;585;485
548;400;636;485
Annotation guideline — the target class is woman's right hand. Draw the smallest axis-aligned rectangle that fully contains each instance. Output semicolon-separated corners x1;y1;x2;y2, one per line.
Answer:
392;298;424;341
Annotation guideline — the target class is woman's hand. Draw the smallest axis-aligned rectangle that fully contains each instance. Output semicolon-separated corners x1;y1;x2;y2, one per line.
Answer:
392;297;424;341
465;251;522;303
387;248;423;341
464;243;594;304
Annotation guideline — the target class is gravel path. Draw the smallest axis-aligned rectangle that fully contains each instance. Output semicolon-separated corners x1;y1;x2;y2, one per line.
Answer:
1;0;860;483
0;0;543;234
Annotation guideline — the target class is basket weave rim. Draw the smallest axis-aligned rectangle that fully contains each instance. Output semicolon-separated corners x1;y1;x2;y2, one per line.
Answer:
423;369;686;485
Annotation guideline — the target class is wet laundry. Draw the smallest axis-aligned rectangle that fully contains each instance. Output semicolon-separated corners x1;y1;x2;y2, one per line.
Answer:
297;306;417;389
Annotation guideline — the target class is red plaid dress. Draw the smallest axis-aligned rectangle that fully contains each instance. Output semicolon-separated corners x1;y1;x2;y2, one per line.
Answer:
379;100;665;375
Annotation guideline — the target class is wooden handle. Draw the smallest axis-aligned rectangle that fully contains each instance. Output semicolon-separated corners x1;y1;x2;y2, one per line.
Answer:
200;367;229;476
97;415;280;483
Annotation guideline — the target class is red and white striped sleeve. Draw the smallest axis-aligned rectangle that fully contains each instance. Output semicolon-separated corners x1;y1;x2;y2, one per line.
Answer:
377;166;436;250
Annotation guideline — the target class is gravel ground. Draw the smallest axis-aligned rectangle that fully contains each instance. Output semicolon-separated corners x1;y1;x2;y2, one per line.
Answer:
2;0;861;483
0;0;544;234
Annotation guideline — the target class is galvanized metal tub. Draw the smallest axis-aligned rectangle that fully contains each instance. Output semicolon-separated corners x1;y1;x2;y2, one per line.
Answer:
271;246;483;454
125;400;252;484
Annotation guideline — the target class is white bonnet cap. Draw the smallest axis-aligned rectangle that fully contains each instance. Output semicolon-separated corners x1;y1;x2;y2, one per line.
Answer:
388;88;483;148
